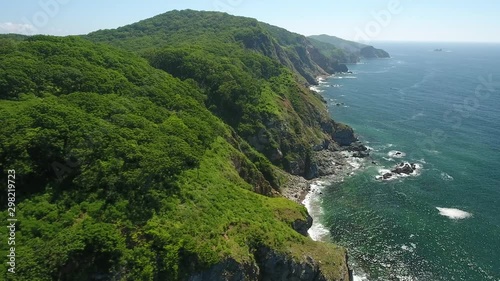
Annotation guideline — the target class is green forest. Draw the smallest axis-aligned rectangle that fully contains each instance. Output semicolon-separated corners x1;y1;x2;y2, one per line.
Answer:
0;10;363;281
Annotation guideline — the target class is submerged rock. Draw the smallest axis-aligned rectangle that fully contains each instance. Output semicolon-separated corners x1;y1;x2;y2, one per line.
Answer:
391;162;416;175
383;173;393;180
378;162;421;181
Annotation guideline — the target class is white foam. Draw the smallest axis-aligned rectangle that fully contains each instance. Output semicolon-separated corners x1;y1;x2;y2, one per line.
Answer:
401;245;414;252
388;150;406;158
424;149;441;155
353;274;369;281
441;172;454;181
376;162;423;181
309;86;324;93
333;76;357;80
307;220;331;241
436;207;472;220
303;181;331;241
348;158;363;170
411;112;425;120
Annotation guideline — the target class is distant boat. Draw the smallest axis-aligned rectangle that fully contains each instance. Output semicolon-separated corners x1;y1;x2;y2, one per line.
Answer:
434;48;443;52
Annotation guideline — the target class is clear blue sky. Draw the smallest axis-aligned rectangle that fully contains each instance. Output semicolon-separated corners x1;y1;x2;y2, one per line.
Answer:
1;0;499;43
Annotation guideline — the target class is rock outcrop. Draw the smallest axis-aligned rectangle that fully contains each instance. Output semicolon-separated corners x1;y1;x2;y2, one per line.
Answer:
188;259;260;281
333;63;349;73
255;247;350;281
189;246;352;281
379;162;420;180
332;126;358;147
292;213;314;236
392;162;417;175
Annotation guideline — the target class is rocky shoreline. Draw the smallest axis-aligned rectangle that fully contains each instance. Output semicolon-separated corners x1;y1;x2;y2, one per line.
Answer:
281;141;370;204
279;74;372;281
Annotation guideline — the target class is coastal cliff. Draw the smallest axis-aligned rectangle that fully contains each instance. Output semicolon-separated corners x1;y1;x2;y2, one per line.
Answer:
309;34;391;61
360;46;390;59
0;10;388;280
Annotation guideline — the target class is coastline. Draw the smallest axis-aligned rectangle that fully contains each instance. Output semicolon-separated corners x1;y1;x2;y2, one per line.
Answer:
281;74;371;280
281;149;366;205
281;148;368;280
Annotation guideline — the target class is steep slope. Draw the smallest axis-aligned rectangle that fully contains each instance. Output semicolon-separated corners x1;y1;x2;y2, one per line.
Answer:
260;23;355;75
0;35;350;280
87;10;358;179
309;34;390;59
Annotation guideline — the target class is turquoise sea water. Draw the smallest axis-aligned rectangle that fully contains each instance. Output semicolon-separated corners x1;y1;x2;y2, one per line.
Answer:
318;43;500;280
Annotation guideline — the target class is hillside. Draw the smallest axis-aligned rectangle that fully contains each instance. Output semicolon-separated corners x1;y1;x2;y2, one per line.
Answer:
309;34;390;59
87;10;359;179
0;10;368;281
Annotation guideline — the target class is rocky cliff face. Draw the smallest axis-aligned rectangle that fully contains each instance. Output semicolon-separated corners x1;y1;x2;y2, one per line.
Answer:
188;247;352;281
255;247;351;281
188;258;260;281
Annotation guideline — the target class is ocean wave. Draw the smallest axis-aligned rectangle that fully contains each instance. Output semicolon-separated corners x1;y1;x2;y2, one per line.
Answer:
307;220;331;241
436;207;472;220
334;76;357;79
401;245;414;253
440;172;454;181
309;86;324;93
423;149;441;155
375;162;423;181
353;274;370;281
417;158;427;164
379;143;394;149
303;181;331;241
388;150;406;158
411;112;425;120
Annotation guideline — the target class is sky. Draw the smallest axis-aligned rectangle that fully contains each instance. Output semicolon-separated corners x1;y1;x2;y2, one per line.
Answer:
1;0;499;43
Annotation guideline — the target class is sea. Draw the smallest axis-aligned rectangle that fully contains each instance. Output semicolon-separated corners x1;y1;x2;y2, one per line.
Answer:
308;42;500;281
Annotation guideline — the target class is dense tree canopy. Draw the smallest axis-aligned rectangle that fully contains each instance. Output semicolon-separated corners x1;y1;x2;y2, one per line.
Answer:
0;10;357;280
